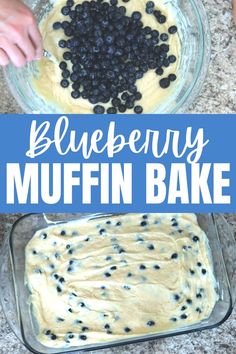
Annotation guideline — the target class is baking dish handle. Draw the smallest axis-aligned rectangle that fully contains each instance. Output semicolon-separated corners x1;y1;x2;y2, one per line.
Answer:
213;214;236;306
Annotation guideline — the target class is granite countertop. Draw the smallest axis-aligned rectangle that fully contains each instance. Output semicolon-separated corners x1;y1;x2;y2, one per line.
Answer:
0;0;235;113
0;213;235;354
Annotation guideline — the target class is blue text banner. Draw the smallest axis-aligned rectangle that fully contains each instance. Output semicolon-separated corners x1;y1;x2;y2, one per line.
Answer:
0;114;235;212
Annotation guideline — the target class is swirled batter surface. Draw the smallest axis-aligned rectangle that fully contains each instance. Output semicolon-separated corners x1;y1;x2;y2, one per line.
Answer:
32;0;180;113
25;213;217;349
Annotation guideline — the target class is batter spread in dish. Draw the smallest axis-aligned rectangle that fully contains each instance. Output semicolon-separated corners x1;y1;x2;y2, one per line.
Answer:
32;0;181;113
25;213;218;348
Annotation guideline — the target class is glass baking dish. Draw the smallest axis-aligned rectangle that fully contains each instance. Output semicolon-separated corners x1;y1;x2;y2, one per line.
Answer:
3;0;211;114
0;213;235;354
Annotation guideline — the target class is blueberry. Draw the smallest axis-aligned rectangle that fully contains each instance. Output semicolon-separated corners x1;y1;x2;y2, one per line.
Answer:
121;92;129;101
174;294;180;301
94;105;105;114
118;105;126;113
160;33;169;41
61;79;69;88
168;55;177;63
105;272;111;277
124;327;131;333
186;298;192;304
160;78;170;89
193;236;200;242
104;323;110;329
134;105;143;114
139;264;146;270
45;330;51;335
107;107;117;114
99;228;106;235
110;266;117;270
146;7;154;14
58;39;67;48
154;265;160;270
67;0;74;6
202;269;207;275
57;286;62;293
61;6;70;16
62;69;70;79
51;334;57;340
155;68;164;76
160;43;170;52
157;15;167;24
168;25;178;34
171;253;178;259
79;335;87;340
146;1;155;8
147;244;155;250
82;326;89;332
53;22;61;30
63;51;72;60
135;92;142;100
169;74;177;82
180;314;188;320
132;11;142;21
59;61;67;70
152;30;159;38
147;320;155;326
135;71;143;79
61;21;70;29
71;91;80;99
140;220;147;227
197;262;202;267
72;82;80;91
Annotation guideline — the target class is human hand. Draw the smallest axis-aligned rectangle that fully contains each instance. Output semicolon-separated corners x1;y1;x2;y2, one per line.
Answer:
0;0;43;67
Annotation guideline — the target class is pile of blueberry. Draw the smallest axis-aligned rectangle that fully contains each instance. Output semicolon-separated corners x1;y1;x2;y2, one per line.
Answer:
53;0;178;114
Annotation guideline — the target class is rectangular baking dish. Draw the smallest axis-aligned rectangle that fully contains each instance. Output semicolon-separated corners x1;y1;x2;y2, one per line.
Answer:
0;213;235;354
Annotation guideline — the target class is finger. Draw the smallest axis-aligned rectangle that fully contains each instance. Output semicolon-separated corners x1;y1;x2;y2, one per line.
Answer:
0;48;10;66
17;35;36;62
28;24;43;59
2;42;26;67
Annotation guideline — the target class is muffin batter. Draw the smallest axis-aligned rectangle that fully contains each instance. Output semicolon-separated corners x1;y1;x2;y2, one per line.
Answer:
25;213;218;349
32;0;181;113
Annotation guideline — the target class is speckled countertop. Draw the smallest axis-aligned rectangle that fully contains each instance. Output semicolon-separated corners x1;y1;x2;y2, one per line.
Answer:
0;213;235;354
0;0;235;113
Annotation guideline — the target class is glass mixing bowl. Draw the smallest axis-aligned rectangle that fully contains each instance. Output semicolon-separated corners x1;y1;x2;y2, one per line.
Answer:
0;214;235;354
4;0;211;113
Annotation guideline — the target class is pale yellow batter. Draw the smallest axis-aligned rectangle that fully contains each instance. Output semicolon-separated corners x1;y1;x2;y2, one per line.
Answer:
33;0;181;113
25;213;218;349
